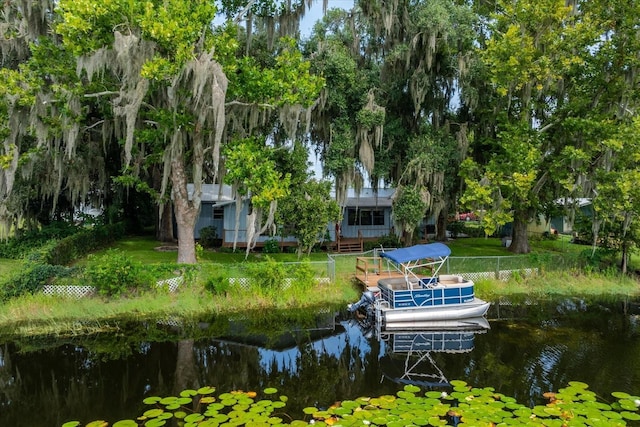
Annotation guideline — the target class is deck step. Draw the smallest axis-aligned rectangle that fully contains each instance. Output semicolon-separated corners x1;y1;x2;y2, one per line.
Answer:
338;242;363;252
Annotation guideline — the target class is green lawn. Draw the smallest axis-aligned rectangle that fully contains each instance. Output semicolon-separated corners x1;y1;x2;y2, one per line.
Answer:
83;234;589;283
1;233;638;337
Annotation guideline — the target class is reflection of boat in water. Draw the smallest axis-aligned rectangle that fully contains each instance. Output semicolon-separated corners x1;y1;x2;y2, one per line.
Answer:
376;318;489;388
349;243;490;329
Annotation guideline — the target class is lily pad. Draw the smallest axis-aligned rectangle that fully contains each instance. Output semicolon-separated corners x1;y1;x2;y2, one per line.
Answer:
143;409;164;418
184;413;205;423
197;386;216;395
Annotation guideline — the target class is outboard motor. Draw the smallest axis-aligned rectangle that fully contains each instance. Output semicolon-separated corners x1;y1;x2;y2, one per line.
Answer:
348;290;378;333
348;290;376;313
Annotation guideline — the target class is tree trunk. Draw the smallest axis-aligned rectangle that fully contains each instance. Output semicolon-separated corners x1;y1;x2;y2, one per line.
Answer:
171;155;199;264
172;339;199;396
509;212;530;254
621;242;628;274
402;229;413;246
436;210;448;241
156;203;175;243
154;166;175;242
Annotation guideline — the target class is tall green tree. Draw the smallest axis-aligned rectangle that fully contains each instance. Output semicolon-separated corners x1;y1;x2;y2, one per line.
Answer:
307;1;476;238
53;1;322;263
462;0;596;253
274;143;340;256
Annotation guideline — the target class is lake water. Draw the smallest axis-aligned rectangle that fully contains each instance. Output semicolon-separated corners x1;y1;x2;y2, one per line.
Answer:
1;297;640;426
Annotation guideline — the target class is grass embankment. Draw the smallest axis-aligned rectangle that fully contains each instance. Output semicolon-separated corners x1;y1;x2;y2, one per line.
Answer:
0;235;639;337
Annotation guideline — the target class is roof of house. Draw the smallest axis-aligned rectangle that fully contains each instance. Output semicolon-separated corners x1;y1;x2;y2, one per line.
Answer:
187;184;235;204
555;198;591;208
188;184;396;207
343;188;395;208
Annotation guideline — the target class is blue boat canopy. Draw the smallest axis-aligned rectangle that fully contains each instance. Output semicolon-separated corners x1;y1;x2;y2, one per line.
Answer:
380;243;451;264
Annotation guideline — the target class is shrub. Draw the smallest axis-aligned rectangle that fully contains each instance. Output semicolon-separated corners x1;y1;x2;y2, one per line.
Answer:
198;226;219;248
448;221;466;238
84;249;151;297
579;247;617;272
0;221;79;259
364;234;400;251
245;256;287;293
204;271;231;295
45;223;126;265
461;223;485;238
262;238;281;254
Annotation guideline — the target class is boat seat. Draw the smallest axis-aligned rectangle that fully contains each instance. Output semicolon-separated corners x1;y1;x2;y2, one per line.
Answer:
439;274;464;285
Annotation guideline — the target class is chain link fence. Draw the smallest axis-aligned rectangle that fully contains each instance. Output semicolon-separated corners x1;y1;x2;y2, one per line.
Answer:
328;249;583;282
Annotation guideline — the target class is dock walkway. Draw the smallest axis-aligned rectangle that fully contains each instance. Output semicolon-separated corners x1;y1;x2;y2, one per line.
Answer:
354;255;406;289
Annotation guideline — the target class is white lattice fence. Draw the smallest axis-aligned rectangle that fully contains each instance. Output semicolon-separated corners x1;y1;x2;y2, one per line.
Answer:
42;276;184;298
42;285;96;299
156;276;184;293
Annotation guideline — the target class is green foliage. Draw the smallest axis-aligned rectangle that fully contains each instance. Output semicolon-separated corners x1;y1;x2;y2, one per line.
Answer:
448;221;466;238
228;37;324;107
288;259;315;291
223;138;291;209
0;263;78;302
56;0;218;77
198;226;219;248
46;223;127;265
262;238;281;254
0;222;80;259
67;381;640;427
364;234;401;251
243;256;316;295
84;249;151;297
277;179;340;256
578;247;618;272
204;271;230;296
244;256;288;294
393;186;428;234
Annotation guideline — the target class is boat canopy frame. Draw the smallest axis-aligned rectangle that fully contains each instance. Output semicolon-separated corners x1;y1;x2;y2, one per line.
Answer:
380;243;451;286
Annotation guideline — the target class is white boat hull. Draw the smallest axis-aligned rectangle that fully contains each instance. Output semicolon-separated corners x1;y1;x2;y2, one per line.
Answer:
379;298;490;325
380;316;491;331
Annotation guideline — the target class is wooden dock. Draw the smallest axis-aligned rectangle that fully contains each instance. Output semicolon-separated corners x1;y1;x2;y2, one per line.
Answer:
354;256;406;289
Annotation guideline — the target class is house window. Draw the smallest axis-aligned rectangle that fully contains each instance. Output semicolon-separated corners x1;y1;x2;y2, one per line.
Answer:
212;207;224;219
347;208;385;226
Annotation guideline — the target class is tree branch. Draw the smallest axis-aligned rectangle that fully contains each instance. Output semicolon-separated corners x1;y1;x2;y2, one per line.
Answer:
234;0;257;24
225;100;275;109
84;120;105;131
84;91;119;98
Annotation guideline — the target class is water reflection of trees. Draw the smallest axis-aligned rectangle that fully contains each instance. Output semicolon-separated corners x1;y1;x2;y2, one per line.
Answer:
193;330;390;416
2;300;640;425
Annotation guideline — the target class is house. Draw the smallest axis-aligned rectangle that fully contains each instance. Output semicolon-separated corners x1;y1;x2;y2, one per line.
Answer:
189;183;298;248
333;188;396;251
189;184;400;251
498;198;593;239
550;198;592;234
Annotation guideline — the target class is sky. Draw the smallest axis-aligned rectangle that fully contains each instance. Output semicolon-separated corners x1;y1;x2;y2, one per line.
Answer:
300;0;354;36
